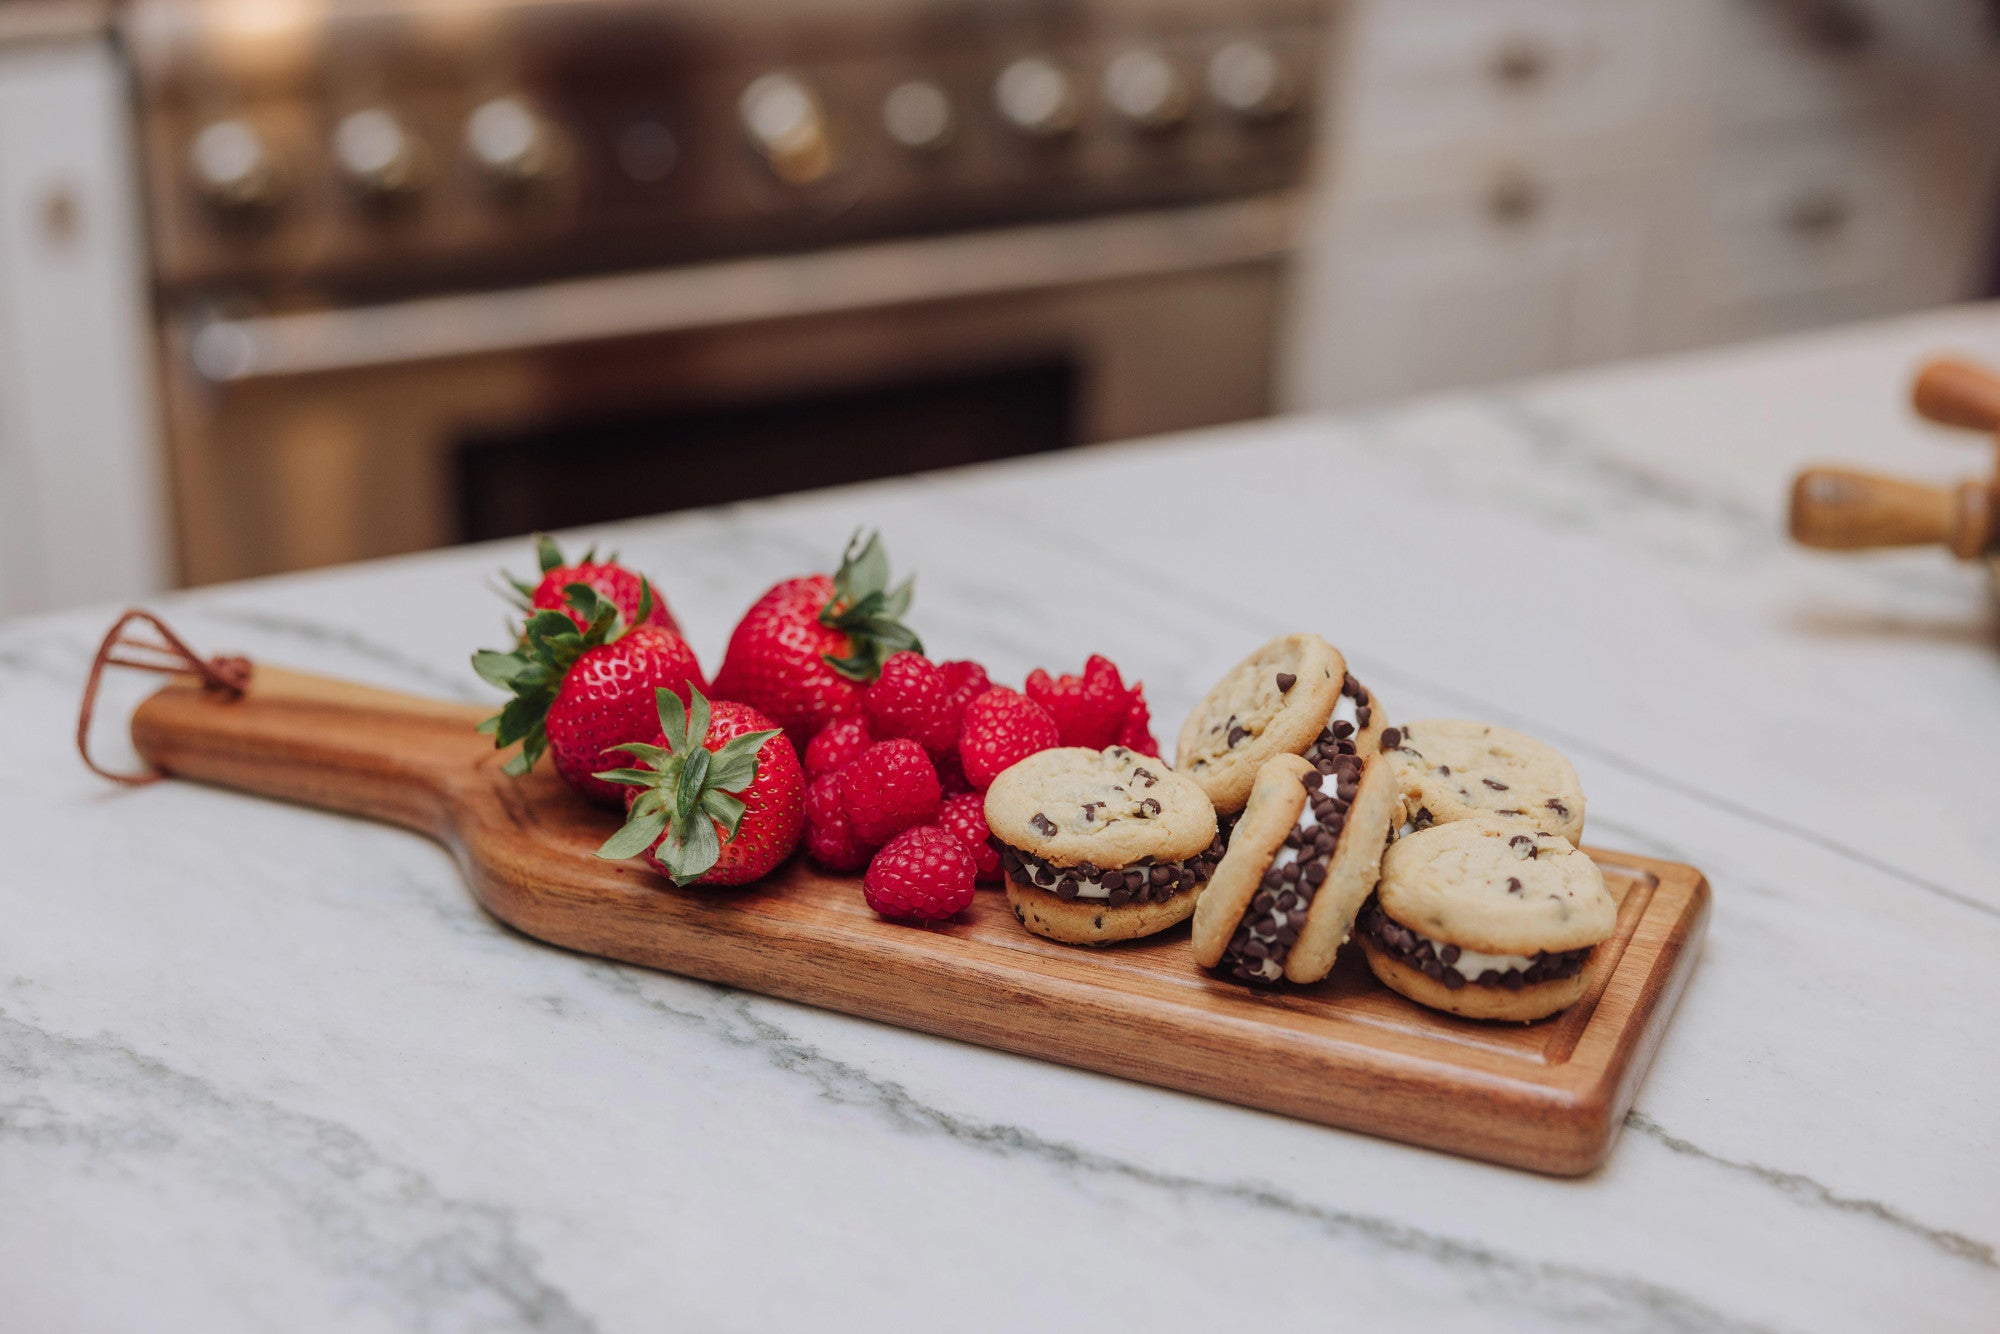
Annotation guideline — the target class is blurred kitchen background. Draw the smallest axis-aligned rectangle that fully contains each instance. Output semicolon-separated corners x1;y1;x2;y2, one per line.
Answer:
3;0;1999;617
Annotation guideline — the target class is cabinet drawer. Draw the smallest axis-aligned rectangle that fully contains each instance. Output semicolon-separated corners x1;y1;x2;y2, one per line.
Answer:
1342;0;1670;156
1705;130;1902;301
1712;0;1995;129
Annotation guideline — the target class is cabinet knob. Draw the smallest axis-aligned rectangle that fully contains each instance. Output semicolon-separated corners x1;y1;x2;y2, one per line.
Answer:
1104;50;1190;129
995;57;1082;138
333;109;427;203
1490;36;1553;89
190;119;285;212
741;73;835;184
882;80;954;151
1783;189;1849;240
1485;168;1545;226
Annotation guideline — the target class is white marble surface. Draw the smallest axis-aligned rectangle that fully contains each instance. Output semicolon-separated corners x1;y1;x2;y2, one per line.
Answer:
6;307;2000;1332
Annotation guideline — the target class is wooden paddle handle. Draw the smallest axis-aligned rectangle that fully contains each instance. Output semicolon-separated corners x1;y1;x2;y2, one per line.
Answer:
1912;357;2000;433
130;665;495;839
1789;468;2000;558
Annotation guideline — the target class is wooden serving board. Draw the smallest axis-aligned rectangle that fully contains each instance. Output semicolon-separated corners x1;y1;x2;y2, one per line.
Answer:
130;666;1709;1176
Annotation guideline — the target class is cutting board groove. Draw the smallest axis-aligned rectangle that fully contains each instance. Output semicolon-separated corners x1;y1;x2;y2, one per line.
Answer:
130;666;1709;1176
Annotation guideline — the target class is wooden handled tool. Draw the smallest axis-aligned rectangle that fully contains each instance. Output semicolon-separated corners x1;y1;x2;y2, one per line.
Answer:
107;662;1707;1177
1788;355;2000;560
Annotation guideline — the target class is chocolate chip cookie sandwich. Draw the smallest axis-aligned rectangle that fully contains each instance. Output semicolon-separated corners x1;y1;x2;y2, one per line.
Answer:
986;746;1221;946
1382;719;1584;843
1192;750;1397;985
1176;634;1391;821
1359;816;1615;1022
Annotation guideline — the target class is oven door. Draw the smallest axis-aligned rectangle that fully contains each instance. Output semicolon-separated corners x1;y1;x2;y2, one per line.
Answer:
160;195;1296;584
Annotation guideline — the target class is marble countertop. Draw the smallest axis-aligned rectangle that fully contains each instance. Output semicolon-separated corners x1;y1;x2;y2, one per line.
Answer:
6;306;1999;1332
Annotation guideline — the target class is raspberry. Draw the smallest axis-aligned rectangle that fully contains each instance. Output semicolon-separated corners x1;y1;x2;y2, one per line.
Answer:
863;651;959;755
958;687;1060;790
839;738;944;845
805;716;873;778
933;748;975;796
863;825;977;921
937;792;1001;883
1115;682;1160;757
1026;654;1134;750
804;770;871;871
936;659;992;729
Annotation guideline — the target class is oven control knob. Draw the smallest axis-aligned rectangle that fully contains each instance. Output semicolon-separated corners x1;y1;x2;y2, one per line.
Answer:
995;57;1082;138
883;79;954;151
1103;50;1190;129
466;96;558;189
333;109;427;202
189;119;285;212
740;73;835;185
1207;41;1296;120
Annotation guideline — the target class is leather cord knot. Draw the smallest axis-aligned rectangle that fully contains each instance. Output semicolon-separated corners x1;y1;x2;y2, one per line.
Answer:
78;609;251;785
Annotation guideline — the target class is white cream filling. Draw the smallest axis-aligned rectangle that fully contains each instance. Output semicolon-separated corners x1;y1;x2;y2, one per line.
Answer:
1394;922;1540;980
1331;689;1361;734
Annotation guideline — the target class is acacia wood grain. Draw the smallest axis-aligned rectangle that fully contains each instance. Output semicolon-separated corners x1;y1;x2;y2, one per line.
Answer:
130;667;1710;1176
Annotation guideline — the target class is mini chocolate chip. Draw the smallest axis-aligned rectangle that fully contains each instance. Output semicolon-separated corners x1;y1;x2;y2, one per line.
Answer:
1356;705;1371;728
1093;915;1104;929
1101;870;1125;892
1547;798;1569;817
1507;877;1523;893
1440;944;1460;964
1031;813;1057;838
1275;672;1296;693
1441;968;1464;990
1057;878;1079;899
1483;778;1509;791
1227;726;1247;748
1300;771;1323;791
1140;797;1161;816
1077;862;1098;878
1303;862;1327;887
1134;767;1157;787
1152;865;1174;886
1437;765;1450;776
1108;887;1131;906
1081;801;1101;820
1332;720;1354;739
1380;727;1402;749
1254;890;1276;911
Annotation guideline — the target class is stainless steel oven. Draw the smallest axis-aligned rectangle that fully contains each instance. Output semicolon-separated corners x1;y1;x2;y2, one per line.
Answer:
127;0;1332;584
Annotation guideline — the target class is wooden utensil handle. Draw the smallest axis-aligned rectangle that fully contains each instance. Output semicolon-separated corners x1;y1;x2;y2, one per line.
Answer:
1911;357;2000;432
130;665;494;839
1789;468;1999;557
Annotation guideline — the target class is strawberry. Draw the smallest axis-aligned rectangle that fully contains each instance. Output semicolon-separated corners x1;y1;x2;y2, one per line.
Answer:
503;534;683;639
804;716;874;778
712;531;923;751
474;583;707;807
958;687;1060;790
937;791;1001;884
863;826;977;921
839;738;943;846
803;771;871;871
864;652;959;755
595;686;804;886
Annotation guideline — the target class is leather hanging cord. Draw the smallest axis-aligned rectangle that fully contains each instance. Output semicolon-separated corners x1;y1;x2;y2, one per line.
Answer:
77;609;251;785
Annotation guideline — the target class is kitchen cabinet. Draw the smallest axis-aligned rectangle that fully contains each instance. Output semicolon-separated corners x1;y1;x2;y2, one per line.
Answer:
1285;0;2000;409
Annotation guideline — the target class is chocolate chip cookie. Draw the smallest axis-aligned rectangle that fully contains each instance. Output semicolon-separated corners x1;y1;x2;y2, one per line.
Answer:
1382;719;1584;843
986;746;1220;946
1359;816;1615;1022
1192;751;1396;985
1176;634;1390;817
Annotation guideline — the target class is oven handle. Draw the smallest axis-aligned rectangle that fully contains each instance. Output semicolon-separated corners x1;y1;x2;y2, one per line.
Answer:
184;193;1301;384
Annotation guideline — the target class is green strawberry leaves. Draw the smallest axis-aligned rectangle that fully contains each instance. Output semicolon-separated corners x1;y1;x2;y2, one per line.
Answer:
818;529;923;682
593;685;778;885
472;579;651;775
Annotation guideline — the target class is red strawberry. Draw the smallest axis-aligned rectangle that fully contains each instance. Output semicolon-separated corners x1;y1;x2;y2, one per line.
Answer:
863;826;977;921
958;687;1060;790
1115;682;1160;758
505;534;683;639
475;586;707;808
937;791;1001;884
839;738;942;845
936;659;992;728
804;716;874;778
595;686;804;886
864;652;959;755
804;771;871;871
712;531;924;751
